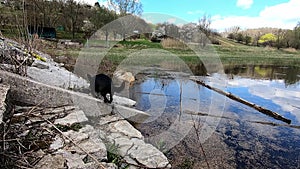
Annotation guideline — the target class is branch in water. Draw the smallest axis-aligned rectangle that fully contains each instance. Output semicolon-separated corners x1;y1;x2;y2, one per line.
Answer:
190;78;292;124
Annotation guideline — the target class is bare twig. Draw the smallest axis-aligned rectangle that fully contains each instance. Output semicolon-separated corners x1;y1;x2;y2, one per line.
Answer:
190;114;211;169
32;114;107;169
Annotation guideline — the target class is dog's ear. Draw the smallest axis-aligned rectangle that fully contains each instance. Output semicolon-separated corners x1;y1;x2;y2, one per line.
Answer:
87;74;92;82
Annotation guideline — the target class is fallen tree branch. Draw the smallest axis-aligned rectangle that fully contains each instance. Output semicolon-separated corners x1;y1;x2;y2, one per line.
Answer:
185;110;300;129
190;78;292;124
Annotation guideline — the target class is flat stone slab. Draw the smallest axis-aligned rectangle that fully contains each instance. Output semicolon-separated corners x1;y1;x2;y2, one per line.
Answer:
113;95;136;107
35;154;65;169
115;105;150;123
97;115;171;168
0;70;112;117
27;55;89;90
0;71;149;122
54;109;88;125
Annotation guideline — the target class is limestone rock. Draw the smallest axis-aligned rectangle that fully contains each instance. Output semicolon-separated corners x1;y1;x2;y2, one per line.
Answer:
70;138;107;161
31;59;49;69
34;154;65;169
115;105;150;123
62;125;107;161
56;149;85;169
49;135;64;151
113;95;136;107
54;109;88;125
63;129;89;144
97;116;171;168
114;70;135;83
98;114;124;126
0;84;11;124
110;120;143;139
77;162;118;169
128;138;170;168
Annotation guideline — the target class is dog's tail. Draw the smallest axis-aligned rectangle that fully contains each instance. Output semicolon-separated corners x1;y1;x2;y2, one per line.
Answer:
113;81;125;93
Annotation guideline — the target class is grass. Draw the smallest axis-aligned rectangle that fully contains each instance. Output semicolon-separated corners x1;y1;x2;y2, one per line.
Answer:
106;39;300;67
105;142;129;168
56;30;85;41
118;39;162;49
214;44;300;66
19;38;300;75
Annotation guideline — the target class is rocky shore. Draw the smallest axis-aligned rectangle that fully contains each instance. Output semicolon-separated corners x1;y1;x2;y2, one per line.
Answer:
0;37;170;169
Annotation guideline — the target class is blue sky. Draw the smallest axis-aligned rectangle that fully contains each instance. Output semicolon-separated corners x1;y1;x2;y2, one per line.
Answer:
78;0;300;31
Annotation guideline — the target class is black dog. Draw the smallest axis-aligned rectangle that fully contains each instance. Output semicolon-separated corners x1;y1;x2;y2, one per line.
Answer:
87;74;125;103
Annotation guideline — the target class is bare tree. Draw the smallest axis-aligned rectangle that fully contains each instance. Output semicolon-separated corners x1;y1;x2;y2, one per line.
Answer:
113;14;151;41
90;5;117;30
180;23;197;42
198;14;211;47
27;0;64;27
156;22;180;39
292;22;300;49
62;0;82;39
108;0;143;16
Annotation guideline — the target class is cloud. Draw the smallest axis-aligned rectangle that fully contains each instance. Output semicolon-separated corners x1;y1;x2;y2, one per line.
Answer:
228;78;300;123
236;0;253;9
259;0;300;22
212;0;300;31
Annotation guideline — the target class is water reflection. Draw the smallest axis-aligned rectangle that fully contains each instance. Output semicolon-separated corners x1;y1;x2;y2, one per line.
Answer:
224;65;300;86
227;77;300;125
130;65;300;168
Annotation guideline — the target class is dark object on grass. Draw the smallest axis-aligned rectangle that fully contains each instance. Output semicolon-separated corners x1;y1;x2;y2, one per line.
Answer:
87;74;125;103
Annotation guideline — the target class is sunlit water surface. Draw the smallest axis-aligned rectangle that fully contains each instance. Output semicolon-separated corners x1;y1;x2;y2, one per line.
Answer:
129;65;300;168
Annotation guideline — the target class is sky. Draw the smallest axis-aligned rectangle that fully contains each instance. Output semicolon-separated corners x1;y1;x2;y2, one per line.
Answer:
76;0;300;31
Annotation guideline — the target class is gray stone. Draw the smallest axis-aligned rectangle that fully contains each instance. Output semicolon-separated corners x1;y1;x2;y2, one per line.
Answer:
78;124;95;133
115;105;150;123
56;55;68;63
127;138;170;168
0;84;10;124
0;70;112;117
27;66;89;90
113;137;134;157
114;70;135;83
54;109;88;125
98;114;124;126
56;149;85;169
33;149;46;159
31;59;49;69
113;95;136;107
34;154;65;169
97;116;171;168
109;120;144;139
62;125;107;161
1;70;142;120
27;53;89;90
63;129;89;144
77;162;118;169
49;135;64;151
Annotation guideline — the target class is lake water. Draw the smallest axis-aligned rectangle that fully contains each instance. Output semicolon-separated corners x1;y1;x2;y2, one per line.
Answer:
129;65;300;168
